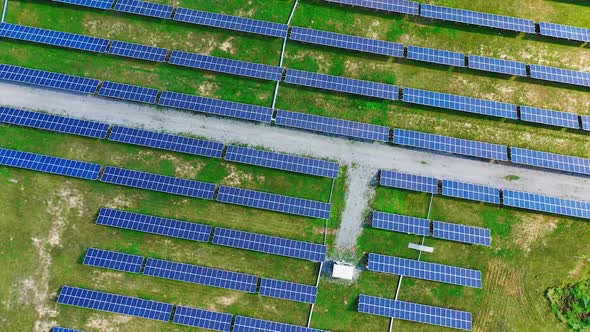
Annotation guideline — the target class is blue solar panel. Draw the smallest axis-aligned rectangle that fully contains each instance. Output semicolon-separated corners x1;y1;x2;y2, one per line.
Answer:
213;227;327;262
420;4;535;33
407;46;465;67
503;190;590;220
402;88;518;119
173;8;288;38
143;258;259;293
225;145;339;178
442;179;500;204
168;51;283;81
358;295;472;331
259;278;318;304
109;126;224;158
519;106;580;129
539;22;590;43
0;147;101;179
0;23;110;53
107;40;168;62
53;0;114;9
289;26;404;58
216;185;331;219
529;64;590;88
114;0;174;19
368;253;481;288
173;305;233;332
0;64;100;94
468;55;527;77
57;286;173;321
510;147;590;176
285;69;399;100
97;207;213;242
83;247;145;273
582;116;590;132
372;211;430;236
432;220;491;246
0;106;109;138
233;316;327;332
98;81;159;104
394;128;509;161
100;166;216;199
159;91;273;123
379;169;439;193
323;0;419;15
52;328;83;332
275;109;390;142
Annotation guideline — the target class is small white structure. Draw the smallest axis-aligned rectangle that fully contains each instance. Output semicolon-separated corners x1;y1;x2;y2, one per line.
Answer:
332;261;355;280
408;243;434;253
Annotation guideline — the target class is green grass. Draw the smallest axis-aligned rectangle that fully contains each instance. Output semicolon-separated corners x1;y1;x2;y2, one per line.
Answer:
546;276;590;331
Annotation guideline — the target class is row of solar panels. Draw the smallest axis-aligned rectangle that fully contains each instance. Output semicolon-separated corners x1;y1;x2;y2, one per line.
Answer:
57;285;325;332
380;169;590;220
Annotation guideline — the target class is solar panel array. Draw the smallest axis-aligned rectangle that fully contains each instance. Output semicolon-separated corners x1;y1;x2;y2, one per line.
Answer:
100;166;217;199
98;81;159;103
379;169;438;194
216;185;332;219
402;88;518;119
358;295;472;331
143;258;259;293
368;254;482;288
225;145;339;178
158;91;273;123
53;0;115;9
520;106;580;129
529;64;590;88
233;316;326;332
468;55;527;77
173;305;233;332
96;207;213;242
510;148;590;176
275;109;390;142
442;179;500;204
0;106;109;138
213;227;327;262
394;128;509;161
107;40;169;62
259;278;318;304
539;22;590;43
114;0;174;19
372;211;430;236
432;220;492;246
0;64;100;94
58;286;174;321
503;190;590;220
173;7;289;38
285;69;399;100
322;0;419;15
83;247;145;273
582;116;590;132
407;46;465;67
52;328;83;332
109;126;224;158
289;26;405;58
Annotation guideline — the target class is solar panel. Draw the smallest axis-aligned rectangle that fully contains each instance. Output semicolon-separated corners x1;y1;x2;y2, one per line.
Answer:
57;286;173;321
432;220;491;246
372;211;430;236
173;305;233;332
107;40;168;62
98;81;159;104
114;0;174;19
213;227;327;262
393;128;509;161
402;88;518;119
582;115;590;132
358;295;472;331
173;8;289;38
0;64;100;94
53;0;114;9
52;328;83;332
529;64;590;88
289;26;404;58
143;258;259;293
158;91;273;123
275;109;390;142
100;166;216;199
442;179;500;204
285;69;399;100
322;0;419;15
468;55;527;77
379;169;439;193
0;147;101;180
225;145;339;178
519;106;580;129
539;22;590;43
510;147;590;176
420;4;535;33
0;106;109;138
407;46;465;67
216;185;331;219
168;51;283;81
109;126;224;158
83;247;145;273
0;23;110;53
259;278;318;304
233;316;327;332
503;190;590;220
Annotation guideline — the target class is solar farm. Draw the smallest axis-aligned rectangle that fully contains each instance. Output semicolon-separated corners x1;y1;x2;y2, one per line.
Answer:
0;0;589;332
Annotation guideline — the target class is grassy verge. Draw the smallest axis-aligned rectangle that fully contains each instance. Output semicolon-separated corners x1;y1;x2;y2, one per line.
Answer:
546;276;590;331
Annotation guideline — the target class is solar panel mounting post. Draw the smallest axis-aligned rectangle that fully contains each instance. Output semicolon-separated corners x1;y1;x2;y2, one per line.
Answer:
1;0;8;23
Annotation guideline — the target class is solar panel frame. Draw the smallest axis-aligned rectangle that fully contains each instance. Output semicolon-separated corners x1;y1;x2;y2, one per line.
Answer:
173;305;233;332
519;106;580;129
53;0;115;9
0;64;100;94
468;55;527;77
582;115;590;132
432;220;492;246
442;179;500;204
114;0;174;19
107;40;168;62
233;316;327;332
539;22;590;43
259;278;318;304
510;147;590;176
379;169;439;193
322;0;419;15
407;46;465;67
83;247;145;273
372;211;430;236
503;190;590;220
529;64;590;88
98;81;159;104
